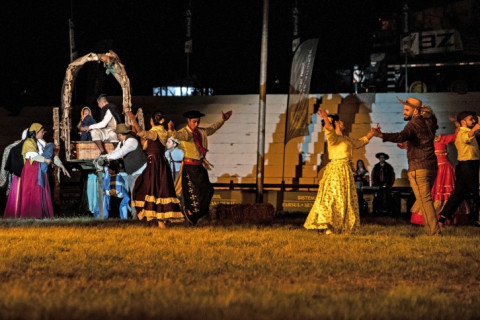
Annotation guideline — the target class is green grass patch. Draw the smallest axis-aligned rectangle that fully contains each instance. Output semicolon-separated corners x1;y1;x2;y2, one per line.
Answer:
0;218;479;319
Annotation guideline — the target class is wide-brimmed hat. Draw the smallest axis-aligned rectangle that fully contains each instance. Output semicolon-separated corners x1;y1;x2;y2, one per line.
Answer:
115;124;131;134
375;152;389;160
397;96;423;109
457;110;477;123
183;110;205;118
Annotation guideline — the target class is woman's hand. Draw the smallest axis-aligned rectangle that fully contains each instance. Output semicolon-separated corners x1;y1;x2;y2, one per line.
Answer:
61;166;71;178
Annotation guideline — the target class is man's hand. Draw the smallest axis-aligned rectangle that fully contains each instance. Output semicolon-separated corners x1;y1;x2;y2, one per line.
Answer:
372;123;383;138
317;107;328;119
168;120;174;131
222;110;232;121
81;126;89;132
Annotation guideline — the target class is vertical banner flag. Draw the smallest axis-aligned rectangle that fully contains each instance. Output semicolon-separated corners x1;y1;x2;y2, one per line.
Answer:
285;38;319;143
185;1;192;53
68;18;78;62
292;0;300;52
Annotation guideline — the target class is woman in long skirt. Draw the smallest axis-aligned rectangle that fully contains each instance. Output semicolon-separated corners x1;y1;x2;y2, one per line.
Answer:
17;123;54;219
132;112;184;228
304;108;376;234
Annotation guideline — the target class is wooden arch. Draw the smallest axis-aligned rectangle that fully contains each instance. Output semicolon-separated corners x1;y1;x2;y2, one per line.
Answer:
59;50;132;161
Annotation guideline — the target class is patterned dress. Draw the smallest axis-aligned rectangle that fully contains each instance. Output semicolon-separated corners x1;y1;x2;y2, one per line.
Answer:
304;127;369;233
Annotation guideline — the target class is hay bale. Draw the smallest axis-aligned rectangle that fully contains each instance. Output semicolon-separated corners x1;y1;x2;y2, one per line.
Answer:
212;203;275;224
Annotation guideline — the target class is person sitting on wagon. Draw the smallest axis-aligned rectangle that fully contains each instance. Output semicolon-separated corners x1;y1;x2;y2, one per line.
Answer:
81;94;122;155
77;107;96;141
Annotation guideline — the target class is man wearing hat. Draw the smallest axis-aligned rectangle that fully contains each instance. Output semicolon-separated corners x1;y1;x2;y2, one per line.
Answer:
168;109;232;225
371;152;395;215
165;137;183;181
373;96;441;235
104;123;147;218
81;94;122;155
438;111;480;227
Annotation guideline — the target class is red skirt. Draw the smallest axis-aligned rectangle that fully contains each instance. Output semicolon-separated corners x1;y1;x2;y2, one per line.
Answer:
18;161;54;219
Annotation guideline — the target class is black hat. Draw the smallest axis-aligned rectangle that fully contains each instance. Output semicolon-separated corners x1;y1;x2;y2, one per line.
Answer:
457;110;477;124
183;110;205;118
375;152;389;160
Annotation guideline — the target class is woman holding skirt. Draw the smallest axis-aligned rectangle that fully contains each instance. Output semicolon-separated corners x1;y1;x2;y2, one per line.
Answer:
304;108;376;234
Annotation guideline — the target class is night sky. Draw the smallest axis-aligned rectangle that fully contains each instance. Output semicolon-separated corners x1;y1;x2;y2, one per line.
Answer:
1;0;456;107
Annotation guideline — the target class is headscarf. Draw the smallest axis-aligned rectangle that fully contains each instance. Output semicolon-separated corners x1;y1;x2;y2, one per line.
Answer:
81;107;92;121
29;123;43;134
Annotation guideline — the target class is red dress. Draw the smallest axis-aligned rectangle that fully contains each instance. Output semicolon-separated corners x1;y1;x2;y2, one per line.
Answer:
17;161;54;219
411;133;469;225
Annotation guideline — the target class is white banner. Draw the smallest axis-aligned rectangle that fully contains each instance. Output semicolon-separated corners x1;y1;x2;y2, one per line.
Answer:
401;29;463;56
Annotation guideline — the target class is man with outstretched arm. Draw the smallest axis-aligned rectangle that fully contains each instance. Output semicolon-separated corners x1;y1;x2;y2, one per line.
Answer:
373;97;440;235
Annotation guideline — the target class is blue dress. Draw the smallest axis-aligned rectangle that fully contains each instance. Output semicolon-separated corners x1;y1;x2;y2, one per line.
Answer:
80;115;96;141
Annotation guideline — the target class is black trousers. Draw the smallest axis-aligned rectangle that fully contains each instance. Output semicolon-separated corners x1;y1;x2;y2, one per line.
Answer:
440;160;479;221
182;164;214;223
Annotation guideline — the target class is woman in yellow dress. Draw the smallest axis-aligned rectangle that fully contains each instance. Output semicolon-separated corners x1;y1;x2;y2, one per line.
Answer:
304;108;376;234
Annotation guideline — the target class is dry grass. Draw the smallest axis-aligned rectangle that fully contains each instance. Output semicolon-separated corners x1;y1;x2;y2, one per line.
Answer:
0;218;479;320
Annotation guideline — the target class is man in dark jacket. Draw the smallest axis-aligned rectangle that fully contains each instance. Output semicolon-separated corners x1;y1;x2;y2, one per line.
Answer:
373;96;440;235
371;152;395;215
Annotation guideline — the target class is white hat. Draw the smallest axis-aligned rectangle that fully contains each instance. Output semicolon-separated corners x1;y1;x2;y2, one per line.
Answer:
168;137;180;145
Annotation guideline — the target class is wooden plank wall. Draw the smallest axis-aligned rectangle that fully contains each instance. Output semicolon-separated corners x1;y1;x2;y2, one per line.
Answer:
2;93;480;188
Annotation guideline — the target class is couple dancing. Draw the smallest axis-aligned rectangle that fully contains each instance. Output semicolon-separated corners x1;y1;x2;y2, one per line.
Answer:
304;97;443;235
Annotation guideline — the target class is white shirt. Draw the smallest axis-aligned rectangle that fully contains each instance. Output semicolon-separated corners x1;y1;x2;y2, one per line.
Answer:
106;137;138;160
89;109;113;130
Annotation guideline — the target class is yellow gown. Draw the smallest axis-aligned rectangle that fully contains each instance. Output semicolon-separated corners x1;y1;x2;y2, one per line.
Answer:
304;127;369;233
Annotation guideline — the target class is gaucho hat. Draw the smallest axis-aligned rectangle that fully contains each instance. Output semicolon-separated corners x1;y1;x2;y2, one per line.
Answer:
183;110;205;118
375;152;390;160
396;96;423;109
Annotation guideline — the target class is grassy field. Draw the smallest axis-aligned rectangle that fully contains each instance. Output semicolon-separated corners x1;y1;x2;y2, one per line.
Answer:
0;217;479;320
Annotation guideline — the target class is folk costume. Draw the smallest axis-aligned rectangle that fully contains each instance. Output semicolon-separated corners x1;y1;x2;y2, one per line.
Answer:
17;123;54;219
304;125;370;233
381;97;440;235
439;111;480;226
169;110;226;225
2;139;23;218
410;131;469;225
77;107;96;141
104;124;147;218
89;98;122;146
94;167;130;220
133;124;184;223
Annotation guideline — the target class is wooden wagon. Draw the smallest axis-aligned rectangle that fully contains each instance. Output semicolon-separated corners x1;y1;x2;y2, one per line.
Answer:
54;50;144;218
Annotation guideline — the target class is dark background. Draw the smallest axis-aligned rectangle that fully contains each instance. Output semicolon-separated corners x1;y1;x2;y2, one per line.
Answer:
0;0;459;108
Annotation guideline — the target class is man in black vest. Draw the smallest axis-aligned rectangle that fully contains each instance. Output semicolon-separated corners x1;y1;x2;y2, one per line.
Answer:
105;124;147;218
81;94;122;155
